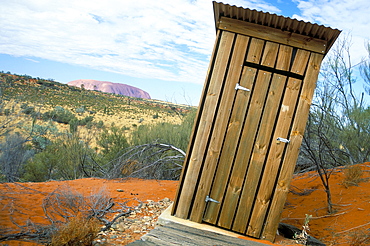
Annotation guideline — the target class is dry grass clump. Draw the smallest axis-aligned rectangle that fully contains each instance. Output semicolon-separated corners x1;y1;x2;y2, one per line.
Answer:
348;229;370;246
342;165;363;188
50;215;101;246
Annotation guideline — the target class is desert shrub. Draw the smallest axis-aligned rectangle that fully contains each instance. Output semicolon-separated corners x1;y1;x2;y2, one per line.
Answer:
52;136;97;180
69;118;79;133
131;109;196;152
24;135;97;181
96;120;104;129
0;133;34;182
50;215;100;246
43;186;113;223
342;165;364;188
78;116;94;126
75;106;85;115
28;123;59;151
44;106;77;124
0;185;118;244
43;186;132;244
21;105;35;115
23;150;59;181
32;135;52;151
348;229;370;246
96;126;130;165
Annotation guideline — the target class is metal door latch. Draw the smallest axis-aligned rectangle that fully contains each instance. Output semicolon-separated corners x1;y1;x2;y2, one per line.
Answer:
277;137;290;143
205;195;220;204
235;83;250;92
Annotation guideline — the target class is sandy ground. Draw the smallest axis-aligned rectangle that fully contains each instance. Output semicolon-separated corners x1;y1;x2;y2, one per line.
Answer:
1;163;370;245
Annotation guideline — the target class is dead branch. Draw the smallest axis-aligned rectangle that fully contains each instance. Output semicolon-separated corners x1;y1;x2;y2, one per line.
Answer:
281;211;347;221
337;221;370;234
105;141;185;180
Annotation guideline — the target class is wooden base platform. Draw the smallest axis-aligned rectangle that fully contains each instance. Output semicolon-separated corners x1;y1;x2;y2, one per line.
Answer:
127;204;272;246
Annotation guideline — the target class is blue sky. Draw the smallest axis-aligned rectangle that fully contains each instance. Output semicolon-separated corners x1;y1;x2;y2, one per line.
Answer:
1;0;369;105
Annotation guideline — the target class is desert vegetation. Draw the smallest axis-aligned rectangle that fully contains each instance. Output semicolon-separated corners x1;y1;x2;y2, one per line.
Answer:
0;71;195;183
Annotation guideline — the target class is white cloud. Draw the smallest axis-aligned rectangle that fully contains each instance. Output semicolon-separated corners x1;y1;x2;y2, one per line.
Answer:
292;0;370;64
0;0;281;84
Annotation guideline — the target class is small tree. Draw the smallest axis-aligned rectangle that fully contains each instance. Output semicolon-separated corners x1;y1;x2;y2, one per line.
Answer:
300;36;370;213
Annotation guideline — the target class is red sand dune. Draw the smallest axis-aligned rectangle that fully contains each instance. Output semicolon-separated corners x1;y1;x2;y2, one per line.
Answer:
1;163;370;245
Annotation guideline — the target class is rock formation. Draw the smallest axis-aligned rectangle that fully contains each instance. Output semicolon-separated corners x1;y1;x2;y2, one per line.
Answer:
67;79;151;99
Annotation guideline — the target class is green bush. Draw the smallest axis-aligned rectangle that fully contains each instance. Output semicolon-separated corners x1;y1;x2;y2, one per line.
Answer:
23;150;57;181
96;120;104;129
78;116;94;126
96;126;130;165
44;106;77;124
24;135;97;181
69;118;79;133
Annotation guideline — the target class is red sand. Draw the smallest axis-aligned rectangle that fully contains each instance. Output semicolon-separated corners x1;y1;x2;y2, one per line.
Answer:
282;162;370;245
1;163;370;245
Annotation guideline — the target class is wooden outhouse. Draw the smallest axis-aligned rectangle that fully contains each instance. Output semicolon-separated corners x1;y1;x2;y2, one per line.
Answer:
172;1;341;242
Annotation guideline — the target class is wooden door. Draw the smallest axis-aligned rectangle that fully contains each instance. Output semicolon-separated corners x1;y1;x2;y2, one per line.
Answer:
172;30;323;241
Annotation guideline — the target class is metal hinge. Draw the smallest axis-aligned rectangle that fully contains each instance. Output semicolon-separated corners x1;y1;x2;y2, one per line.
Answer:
277;137;290;143
235;83;250;92
205;195;220;204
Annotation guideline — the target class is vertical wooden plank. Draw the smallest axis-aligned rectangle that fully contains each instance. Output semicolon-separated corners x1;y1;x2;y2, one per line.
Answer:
172;30;222;216
275;45;293;71
189;34;250;222
246;49;310;238
246;38;264;63
262;53;324;242
291;49;310;75
201;66;256;224
173;31;235;219
218;73;286;229
261;42;279;68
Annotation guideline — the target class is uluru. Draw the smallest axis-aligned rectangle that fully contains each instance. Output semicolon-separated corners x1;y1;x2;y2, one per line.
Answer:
67;79;151;99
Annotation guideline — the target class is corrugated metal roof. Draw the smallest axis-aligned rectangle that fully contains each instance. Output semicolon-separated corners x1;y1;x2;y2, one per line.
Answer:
213;1;341;54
